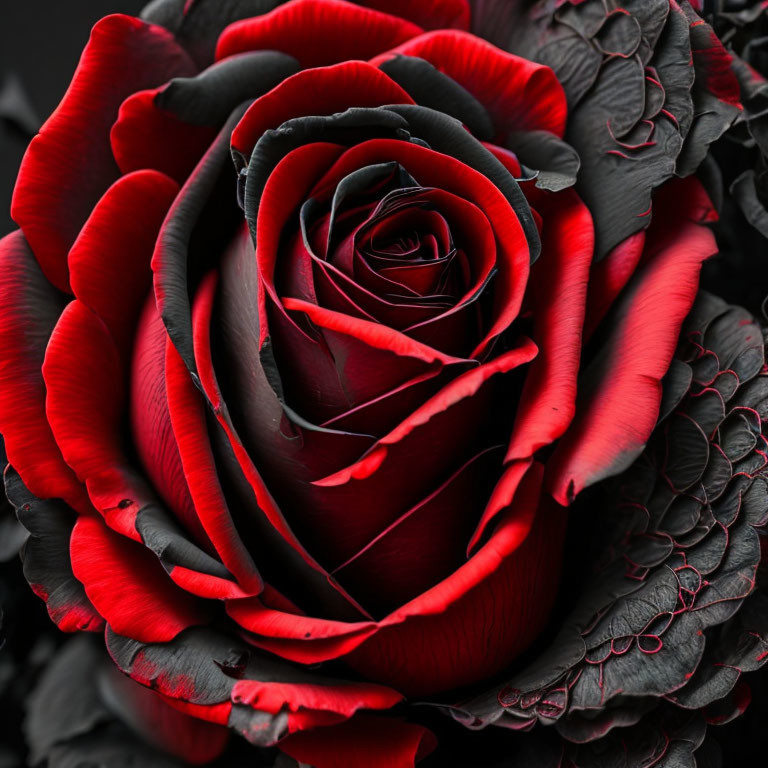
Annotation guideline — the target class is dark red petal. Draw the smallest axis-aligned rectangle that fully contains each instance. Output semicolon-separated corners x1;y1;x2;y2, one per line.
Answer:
305;343;536;568
467;457;532;555
191;268;371;618
280;714;436;768
68;169;179;357
164;330;262;591
333;446;505;613
111;89;216;183
371;30;567;141
360;0;469;30
547;177;719;505
281;297;464;366
316;342;537;489
216;0;421;67
505;188;594;463
231;61;413;158
70;515;207;642
131;295;214;550
349;464;565;695
0;232;90;513
11;14;195;293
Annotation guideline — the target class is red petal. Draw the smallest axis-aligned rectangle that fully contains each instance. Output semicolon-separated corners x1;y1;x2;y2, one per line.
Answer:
231;677;402;726
333;446;505;613
359;0;469;30
164;330;262;591
42;299;150;538
547;177;718;504
505;188;594;463
227;598;377;663
69;169;179;357
299;342;535;569
316;342;537;489
190;268;371;617
347;464;565;695
0;232;90;512
111;89;216;183
583;230;646;341
281;714;436;768
282;297;465;366
11;14;195;293
231;61;413;157
371;30;567;141
131;295;215;550
70;515;207;642
216;0;421;67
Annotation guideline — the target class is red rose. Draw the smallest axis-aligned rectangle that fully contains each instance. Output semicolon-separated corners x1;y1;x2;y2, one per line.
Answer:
0;0;718;764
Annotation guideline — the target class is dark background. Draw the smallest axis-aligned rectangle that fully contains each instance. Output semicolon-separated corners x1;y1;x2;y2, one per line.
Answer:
0;2;146;235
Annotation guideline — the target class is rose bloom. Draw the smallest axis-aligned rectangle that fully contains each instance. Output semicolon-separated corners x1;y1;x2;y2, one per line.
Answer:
0;0;719;764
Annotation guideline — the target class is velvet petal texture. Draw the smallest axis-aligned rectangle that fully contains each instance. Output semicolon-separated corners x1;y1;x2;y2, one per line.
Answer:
11;14;195;293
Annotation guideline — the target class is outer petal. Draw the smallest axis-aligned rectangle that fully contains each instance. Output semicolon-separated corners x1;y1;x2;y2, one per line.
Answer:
547;177;719;504
68;169;179;357
131;295;215;550
70;515;207;643
371;30;567;140
505;188;594;463
111;90;216;183
0;232;90;513
25;635;229;767
280;714;436;768
106;627;405;746
141;0;284;67
583;230;646;341
111;51;299;183
215;0;422;67
4;465;103;633
11;14;195;293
